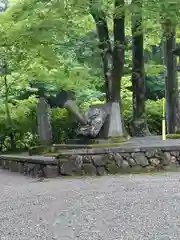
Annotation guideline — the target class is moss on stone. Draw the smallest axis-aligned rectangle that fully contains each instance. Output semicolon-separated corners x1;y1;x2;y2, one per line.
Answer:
166;134;180;139
29;145;51;155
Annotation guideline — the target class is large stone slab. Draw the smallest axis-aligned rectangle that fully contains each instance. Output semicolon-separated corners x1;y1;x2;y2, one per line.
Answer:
37;97;52;145
132;153;149;167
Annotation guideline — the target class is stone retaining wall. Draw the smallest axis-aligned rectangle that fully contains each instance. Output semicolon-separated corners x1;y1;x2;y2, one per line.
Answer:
1;146;180;177
58;148;180;176
0;155;59;178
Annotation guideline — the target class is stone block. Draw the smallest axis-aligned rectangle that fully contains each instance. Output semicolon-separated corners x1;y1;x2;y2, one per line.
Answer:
60;162;73;176
121;160;130;169
114;153;123;167
43;165;59;178
69;155;83;168
145;149;162;158
121;153;130;160
160;152;171;166
132;153;149;167
82;155;92;163
107;153;115;163
106;163;120;174
171;151;179;157
171;156;177;164
60;155;83;176
92;155;106;167
18;162;24;173
96;167;107;176
2;160;9;169
126;157;136;167
149;158;160;166
9;161;18;172
83;164;97;175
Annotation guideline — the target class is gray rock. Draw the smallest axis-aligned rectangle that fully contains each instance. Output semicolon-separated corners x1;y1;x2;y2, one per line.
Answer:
70;155;83;168
92;155;106;167
107;153;115;163
9;161;18;172
121;153;130;160
60;162;74;176
161;152;171;166
83;164;97;175
75;155;83;168
96;167;107;176
145;150;157;158
132;153;149;167
106;163;120;174
126;157;136;167
145;149;163;158
18;162;24;173
60;156;83;176
171;156;177;164
121;160;130;169
82;155;92;163
149;158;160;166
114;153;123;167
171;151;179;157
43;165;59;178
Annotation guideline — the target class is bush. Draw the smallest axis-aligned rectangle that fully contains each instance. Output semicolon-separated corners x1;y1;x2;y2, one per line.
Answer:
51;108;78;143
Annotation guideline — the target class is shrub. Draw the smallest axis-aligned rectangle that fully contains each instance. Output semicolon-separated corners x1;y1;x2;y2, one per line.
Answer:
51;108;78;143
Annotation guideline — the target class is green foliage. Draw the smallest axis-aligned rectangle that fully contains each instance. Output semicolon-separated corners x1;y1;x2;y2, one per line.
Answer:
0;0;178;150
51;108;78;143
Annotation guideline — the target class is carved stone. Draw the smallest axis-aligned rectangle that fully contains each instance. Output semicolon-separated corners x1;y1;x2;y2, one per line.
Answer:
37;97;52;145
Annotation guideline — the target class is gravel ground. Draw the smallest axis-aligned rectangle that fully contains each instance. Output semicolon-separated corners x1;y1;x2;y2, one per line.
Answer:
1;170;180;240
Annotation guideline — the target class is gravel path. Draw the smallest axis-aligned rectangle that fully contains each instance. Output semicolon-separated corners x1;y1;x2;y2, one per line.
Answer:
1;170;180;240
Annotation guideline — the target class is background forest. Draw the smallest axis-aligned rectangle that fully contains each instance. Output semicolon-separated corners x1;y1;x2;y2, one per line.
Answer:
0;0;179;150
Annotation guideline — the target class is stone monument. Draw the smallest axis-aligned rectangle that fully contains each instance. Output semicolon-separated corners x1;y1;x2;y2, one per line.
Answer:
37;97;52;145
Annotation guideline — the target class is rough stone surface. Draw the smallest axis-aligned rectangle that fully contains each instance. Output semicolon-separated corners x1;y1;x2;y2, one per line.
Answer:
83;164;97;175
2;171;180;240
106;163;120;174
2;136;180;177
149;158;160;166
132;153;149;166
114;153;123;167
9;161;19;172
82;155;92;163
161;152;171;166
92;155;106;167
171;156;177;163
121;160;130;169
18;162;24;173
43;165;59;178
60;162;74;176
96;166;107;176
126;157;136;167
171;151;179;157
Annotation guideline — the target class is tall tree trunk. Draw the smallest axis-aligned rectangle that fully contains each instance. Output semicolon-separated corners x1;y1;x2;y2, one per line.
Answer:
90;2;113;101
164;26;178;133
131;0;149;136
112;0;125;102
4;71;15;150
90;0;127;138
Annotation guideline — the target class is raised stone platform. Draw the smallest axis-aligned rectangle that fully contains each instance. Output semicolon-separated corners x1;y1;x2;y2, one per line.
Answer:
1;136;180;177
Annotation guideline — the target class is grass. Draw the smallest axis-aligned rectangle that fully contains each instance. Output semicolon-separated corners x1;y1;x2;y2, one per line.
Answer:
166;134;180;139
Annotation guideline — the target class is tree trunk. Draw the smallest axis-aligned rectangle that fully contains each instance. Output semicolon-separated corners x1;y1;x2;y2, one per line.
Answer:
131;0;149;136
164;26;179;133
112;0;125;102
4;74;15;150
105;0;127;138
90;3;113;101
89;0;128;138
